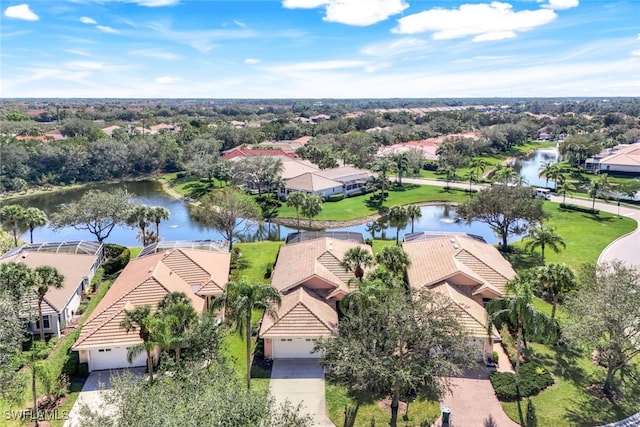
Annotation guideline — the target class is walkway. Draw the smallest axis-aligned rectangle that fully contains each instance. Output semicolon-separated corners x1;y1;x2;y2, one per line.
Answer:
269;359;335;427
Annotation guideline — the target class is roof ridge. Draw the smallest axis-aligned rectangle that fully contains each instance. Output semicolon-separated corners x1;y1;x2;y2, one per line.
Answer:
456;248;508;282
298;290;335;331
260;288;304;335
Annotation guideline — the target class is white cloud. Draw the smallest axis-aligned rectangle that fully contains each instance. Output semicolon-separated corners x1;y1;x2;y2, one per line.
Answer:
234;20;247;28
64;61;106;71
123;0;180;6
4;4;39;21
361;37;429;57
393;2;557;41
283;0;408;26
632;49;640;56
129;49;180;60
80;16;97;25
96;25;119;34
543;0;579;10
64;49;92;57
273;59;367;72
244;58;260;65
155;75;182;84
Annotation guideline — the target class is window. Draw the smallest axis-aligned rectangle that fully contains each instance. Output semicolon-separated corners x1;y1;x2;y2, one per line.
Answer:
34;316;50;330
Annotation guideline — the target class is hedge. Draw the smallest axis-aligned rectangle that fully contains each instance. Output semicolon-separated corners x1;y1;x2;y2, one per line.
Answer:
102;244;130;275
326;193;344;202
500;325;517;367
490;363;554;401
559;203;599;215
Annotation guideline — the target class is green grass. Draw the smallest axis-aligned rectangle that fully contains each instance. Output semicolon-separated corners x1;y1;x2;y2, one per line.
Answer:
326;382;440;427
278;184;467;221
161;172;226;199
234;241;283;284
501;343;640;426
128;246;142;259
371;239;396;254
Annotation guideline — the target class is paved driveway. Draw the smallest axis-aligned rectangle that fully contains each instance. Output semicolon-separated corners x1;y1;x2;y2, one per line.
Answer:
64;368;145;427
269;359;335;427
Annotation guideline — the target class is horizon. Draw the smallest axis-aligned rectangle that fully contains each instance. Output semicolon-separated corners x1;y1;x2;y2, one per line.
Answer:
2;0;639;98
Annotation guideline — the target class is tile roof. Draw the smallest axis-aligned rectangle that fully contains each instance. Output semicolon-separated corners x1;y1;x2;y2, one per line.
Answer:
314;166;371;182
259;287;337;338
221;149;296;161
0;251;99;313
73;249;229;350
403;234;515;296
270;237;371;296
284;172;343;193
280;158;320;180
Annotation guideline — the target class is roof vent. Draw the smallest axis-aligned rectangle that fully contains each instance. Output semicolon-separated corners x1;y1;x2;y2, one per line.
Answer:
21;253;29;259
328;241;333;251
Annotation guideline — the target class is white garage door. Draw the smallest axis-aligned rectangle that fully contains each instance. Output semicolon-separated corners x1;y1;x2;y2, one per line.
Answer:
273;337;320;359
89;346;147;371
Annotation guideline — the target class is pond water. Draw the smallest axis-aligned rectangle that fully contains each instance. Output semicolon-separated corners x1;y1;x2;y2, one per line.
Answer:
17;181;523;247
513;146;559;188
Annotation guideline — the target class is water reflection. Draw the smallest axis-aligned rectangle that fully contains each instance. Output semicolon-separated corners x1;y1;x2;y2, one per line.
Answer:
513;147;559;188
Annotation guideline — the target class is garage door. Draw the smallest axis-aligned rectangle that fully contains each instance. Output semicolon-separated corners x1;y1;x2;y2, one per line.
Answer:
89;346;147;371
273;337;320;359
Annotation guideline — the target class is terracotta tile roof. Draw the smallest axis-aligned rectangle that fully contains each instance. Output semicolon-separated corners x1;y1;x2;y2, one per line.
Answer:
431;282;499;339
280;158;319;180
270;237;371;296
259;287;337;338
73;249;229;350
314;166;371;182
403;234;515;296
0;252;99;313
221;149;296;161
284;172;343;193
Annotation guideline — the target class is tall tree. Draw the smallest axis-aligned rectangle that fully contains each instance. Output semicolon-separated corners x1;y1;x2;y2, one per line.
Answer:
365;220;383;240
0;204;25;247
317;288;475;427
555;178;574;204
375;245;410;279
286;191;306;231
50;189;132;242
191;187;261;250
33;266;65;340
232;156;284;197
300;194;323;227
440;164;458;190
392;152;409;186
405;204;422;234
588;173;611;209
468;157;490;189
372;158;396;200
563;261;640;397
340;246;375;282
127;205;152;246
156;292;197;361
524;224;566;264
120;305;158;383
388;205;408;244
456;184;547;250
212;279;281;389
531;263;577;324
20;207;48;244
150;206;170;241
23;340;49;427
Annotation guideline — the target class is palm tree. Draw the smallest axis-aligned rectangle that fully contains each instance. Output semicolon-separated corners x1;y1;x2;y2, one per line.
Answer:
375;246;410;279
538;161;556;188
157;292;197;361
340;279;387;315
469;158;490;187
20;207;48;244
300;194;323;227
120;304;157;383
286;191;306;231
588;173;610;210
492;165;519;185
555;178;574;204
388;205;408;244
487;278;551;425
127;205;152;246
24;341;49;427
405;204;422;234
212;279;281;389
392;152;409;186
0;204;26;247
365;220;383;240
531;263;576;324
373;158;397;200
33;266;64;341
340;247;375;282
440;165;457;190
524;224;566;264
150;206;170;241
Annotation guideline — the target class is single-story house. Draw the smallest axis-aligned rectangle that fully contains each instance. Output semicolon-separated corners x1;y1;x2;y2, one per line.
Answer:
279;166;371;200
221;148;297;161
403;232;516;357
0;241;104;337
73;245;230;372
585;144;640;175
259;235;371;359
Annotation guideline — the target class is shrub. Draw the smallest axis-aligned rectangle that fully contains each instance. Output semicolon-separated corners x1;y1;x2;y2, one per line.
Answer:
63;350;80;376
326;193;344;202
490;363;554;401
500;325;517;367
176;172;187;179
78;362;89;377
76;300;89;315
264;262;274;279
103;244;130;275
559;203;599;215
492;350;500;364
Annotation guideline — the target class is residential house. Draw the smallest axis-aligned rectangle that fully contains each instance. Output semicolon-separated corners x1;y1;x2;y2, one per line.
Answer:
73;244;230;371
220;148;296;161
403;232;516;357
0;241;104;337
279;166;371;199
585;144;640;175
259;235;372;359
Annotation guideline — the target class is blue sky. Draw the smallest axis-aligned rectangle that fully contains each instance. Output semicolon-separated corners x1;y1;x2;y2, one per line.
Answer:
1;0;638;98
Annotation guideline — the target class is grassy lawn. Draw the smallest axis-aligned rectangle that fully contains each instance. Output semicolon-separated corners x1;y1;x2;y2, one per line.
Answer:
326;382;440;427
234;241;282;284
129;246;142;259
372;239;396;254
501;343;640;426
160;172;226;199
277;184;468;221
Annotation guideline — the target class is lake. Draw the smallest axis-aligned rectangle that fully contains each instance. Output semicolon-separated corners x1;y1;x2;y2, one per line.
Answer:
16;181;523;247
513;146;559;188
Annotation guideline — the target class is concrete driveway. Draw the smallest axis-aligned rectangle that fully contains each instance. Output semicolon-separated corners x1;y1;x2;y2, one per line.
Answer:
269;359;335;427
64;368;145;427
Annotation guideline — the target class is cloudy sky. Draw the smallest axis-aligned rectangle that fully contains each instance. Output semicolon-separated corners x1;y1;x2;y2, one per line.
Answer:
1;0;638;98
